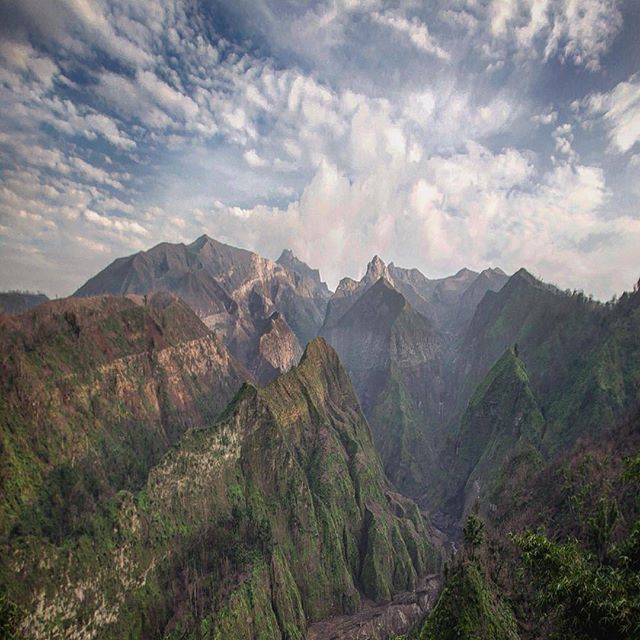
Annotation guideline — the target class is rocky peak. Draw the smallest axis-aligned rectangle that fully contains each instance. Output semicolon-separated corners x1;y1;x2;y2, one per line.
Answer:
277;248;330;297
365;255;390;284
278;248;295;262
299;335;340;371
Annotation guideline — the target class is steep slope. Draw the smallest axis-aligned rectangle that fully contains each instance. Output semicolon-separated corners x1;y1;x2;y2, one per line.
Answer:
455;269;601;411
455;272;640;454
1;338;438;639
541;285;640;452
323;278;443;495
74;236;329;383
420;276;640;522
0;292;247;542
438;349;545;520
277;249;331;299
0;291;49;314
407;560;519;640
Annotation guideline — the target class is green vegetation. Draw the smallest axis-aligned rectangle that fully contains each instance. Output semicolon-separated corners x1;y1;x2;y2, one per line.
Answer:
1;336;436;638
511;451;640;640
410;560;519;640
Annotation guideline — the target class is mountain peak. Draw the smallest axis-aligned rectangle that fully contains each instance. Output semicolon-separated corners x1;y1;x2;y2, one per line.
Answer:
454;267;477;279
276;249;330;296
299;336;339;368
278;248;295;262
511;267;539;286
365;255;390;283
191;233;215;247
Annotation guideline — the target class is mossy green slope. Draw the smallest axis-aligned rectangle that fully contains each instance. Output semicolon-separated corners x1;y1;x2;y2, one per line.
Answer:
438;349;544;518
3;337;437;639
458;272;640;456
541;287;640;453
406;560;519;640
425;276;640;520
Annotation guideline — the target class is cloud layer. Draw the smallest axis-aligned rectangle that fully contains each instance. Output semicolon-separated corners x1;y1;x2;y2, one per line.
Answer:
0;0;639;299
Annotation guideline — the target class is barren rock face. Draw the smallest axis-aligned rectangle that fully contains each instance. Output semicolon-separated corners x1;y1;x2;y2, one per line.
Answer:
253;312;303;383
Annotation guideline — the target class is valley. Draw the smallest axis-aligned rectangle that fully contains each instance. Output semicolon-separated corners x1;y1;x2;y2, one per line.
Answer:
1;235;639;639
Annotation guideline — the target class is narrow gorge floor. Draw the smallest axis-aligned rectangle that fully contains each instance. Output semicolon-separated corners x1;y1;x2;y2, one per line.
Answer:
305;575;441;640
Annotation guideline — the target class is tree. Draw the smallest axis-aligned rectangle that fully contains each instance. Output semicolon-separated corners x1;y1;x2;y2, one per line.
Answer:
463;513;485;559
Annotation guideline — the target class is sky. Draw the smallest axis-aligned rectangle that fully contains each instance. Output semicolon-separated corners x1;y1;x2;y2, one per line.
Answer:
0;0;639;299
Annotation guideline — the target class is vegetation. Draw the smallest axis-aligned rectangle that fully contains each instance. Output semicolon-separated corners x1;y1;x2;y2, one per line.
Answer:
511;451;640;640
405;514;518;640
1;336;436;638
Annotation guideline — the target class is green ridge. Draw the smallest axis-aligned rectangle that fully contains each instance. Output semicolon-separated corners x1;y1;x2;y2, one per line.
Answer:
2;336;437;638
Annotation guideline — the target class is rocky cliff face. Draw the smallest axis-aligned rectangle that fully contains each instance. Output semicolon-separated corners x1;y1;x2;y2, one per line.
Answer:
0;292;247;543
74;236;330;384
277;249;331;298
1;337;437;639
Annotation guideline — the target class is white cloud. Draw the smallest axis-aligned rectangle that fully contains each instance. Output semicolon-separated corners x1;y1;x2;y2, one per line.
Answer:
187;138;635;299
578;74;640;153
552;123;577;159
371;11;450;60
84;209;148;236
0;0;637;301
486;0;623;70
531;109;558;126
243;149;268;168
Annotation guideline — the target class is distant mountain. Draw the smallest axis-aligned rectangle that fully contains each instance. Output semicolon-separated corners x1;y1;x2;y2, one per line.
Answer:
320;256;510;497
2;337;438;638
323;256;508;340
74;236;330;383
0;291;49;314
387;264;509;336
420;271;640;523
323;275;443;495
452;268;606;439
322;254;392;330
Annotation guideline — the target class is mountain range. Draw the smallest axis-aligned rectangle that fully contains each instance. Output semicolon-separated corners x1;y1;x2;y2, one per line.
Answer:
1;234;639;640
74;235;330;384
